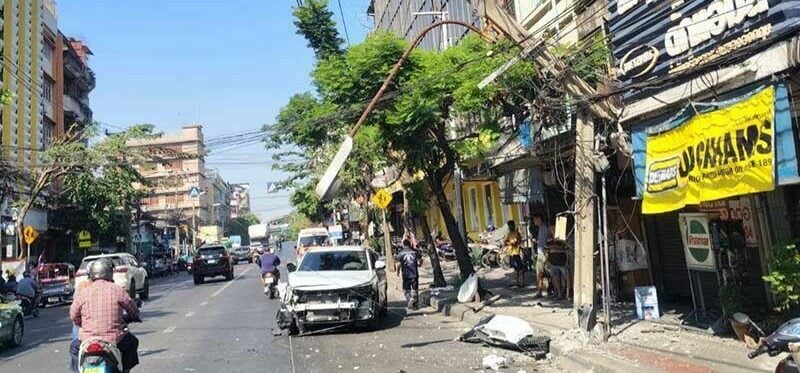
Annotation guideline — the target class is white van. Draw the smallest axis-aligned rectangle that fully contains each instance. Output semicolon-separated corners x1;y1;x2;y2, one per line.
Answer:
295;227;330;257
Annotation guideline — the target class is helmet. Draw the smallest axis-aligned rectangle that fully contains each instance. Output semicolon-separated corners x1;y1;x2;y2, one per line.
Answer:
88;258;114;282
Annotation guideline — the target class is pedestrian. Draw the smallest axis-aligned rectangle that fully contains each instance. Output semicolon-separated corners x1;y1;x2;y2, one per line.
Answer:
504;220;524;288
394;239;420;310
3;269;18;294
532;213;553;298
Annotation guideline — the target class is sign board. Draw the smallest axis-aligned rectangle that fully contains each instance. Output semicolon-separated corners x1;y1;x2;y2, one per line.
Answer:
372;189;392;210
188;186;201;199
615;238;649;272
78;230;92;249
679;213;717;271
642;87;775;214
634;286;660;320
701;197;759;247
23;226;38;245
315;136;353;200
608;0;800;99
266;182;278;193
328;225;343;240
229;235;242;248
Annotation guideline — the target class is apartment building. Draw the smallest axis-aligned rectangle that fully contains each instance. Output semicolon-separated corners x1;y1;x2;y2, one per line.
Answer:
129;125;213;231
368;0;479;51
206;169;230;228
229;183;251;218
512;0;606;45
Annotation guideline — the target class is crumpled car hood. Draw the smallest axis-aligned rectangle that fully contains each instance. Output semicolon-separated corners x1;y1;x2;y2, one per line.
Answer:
288;270;374;291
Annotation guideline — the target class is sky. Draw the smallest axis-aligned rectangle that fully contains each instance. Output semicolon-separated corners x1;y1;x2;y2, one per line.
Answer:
57;0;372;222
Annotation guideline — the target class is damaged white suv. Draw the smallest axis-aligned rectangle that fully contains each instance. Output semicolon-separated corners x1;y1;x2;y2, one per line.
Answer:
278;246;388;335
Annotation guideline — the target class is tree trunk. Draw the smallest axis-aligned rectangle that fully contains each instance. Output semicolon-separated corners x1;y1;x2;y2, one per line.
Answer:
415;212;447;288
427;175;474;278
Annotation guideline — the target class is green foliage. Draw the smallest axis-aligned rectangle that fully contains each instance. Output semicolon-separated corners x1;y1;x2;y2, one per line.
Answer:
287;212;312;241
292;0;343;61
227;213;261;243
552;32;610;86
0;89;14;105
289;182;330;222
763;243;800;312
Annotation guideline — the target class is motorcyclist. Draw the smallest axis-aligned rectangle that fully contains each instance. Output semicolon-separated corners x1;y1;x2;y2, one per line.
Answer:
3;269;18;294
16;271;38;312
260;246;281;282
69;258;141;373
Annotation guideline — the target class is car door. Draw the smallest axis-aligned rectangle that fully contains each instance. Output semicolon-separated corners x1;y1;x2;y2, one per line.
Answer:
0;298;15;340
127;256;145;289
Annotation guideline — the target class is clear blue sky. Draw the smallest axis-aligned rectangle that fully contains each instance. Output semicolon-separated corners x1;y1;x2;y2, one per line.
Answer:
57;0;371;222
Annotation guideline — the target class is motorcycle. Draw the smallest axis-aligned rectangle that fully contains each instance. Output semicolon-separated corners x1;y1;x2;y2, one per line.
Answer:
186;261;193;275
78;315;141;373
263;271;278;299
747;314;800;372
7;293;40;318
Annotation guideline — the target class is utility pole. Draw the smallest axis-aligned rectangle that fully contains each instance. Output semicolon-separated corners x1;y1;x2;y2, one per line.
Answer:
573;111;596;315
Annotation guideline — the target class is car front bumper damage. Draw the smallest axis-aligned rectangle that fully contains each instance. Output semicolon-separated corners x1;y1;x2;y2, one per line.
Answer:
277;286;376;330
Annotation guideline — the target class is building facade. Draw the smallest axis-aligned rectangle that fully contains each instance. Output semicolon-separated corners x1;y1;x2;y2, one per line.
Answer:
229;183;251;218
129;125;212;234
368;0;479;51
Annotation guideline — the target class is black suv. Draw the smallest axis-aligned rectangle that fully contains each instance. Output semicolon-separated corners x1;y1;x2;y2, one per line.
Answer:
193;245;234;284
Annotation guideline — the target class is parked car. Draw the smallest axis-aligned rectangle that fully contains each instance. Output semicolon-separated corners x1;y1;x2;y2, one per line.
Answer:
193;245;234;285
231;246;251;264
35;263;75;307
0;294;23;347
277;246;388;335
295;227;330;257
76;253;150;300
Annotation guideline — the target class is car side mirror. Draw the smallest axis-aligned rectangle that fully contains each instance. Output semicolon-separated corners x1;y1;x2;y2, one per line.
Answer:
287;263;297;273
375;260;386;270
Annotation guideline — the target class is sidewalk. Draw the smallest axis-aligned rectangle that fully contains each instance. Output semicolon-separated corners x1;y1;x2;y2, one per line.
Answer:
420;260;784;372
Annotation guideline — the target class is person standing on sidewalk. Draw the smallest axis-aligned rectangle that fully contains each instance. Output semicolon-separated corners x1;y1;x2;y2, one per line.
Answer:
394;239;421;310
532;213;552;298
504;221;525;288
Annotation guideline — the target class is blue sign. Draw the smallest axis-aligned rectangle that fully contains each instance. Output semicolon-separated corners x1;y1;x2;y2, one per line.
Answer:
189;186;201;198
266;182;278;193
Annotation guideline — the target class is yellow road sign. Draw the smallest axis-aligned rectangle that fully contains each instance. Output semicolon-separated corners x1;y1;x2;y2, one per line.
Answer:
23;226;39;245
372;189;392;209
78;230;92;249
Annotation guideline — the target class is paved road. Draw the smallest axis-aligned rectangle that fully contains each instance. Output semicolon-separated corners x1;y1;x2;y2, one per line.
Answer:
0;248;558;372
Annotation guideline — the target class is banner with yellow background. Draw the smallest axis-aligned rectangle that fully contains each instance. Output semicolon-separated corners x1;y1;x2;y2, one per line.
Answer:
643;86;775;214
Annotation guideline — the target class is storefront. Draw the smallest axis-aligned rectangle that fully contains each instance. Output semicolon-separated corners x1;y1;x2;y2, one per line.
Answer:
609;0;800;312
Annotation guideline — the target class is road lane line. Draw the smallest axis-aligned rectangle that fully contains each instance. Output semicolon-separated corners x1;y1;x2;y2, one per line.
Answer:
289;335;296;373
210;266;252;298
163;326;176;333
185;311;196;318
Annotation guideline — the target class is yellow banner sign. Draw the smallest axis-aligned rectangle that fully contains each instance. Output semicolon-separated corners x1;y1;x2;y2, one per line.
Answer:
643;86;775;214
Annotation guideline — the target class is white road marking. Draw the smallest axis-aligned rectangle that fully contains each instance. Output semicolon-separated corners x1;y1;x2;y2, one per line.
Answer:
210;266;252;298
200;301;208;306
184;311;196;318
163;326;177;333
289;335;296;373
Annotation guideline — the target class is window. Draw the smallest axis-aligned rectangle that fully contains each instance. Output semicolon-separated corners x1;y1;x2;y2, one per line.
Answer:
43;41;53;61
170;159;183;171
165;194;177;205
42;75;53;102
42;118;54;150
298;250;368;271
469;187;479;230
483;184;495;228
502;204;512;225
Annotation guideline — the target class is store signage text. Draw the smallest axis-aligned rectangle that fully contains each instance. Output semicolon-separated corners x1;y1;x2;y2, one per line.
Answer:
642;86;775;214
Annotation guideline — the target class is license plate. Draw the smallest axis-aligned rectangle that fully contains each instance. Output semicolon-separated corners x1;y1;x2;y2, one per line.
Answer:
207;259;217;264
83;363;105;373
48;297;59;302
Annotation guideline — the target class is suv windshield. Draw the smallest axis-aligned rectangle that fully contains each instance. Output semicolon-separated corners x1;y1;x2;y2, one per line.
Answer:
299;235;328;247
80;257;124;270
198;247;226;256
298;251;368;271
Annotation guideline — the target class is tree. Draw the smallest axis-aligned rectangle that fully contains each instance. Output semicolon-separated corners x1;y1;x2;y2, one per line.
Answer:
292;0;344;61
227;213;260;243
14;124;159;257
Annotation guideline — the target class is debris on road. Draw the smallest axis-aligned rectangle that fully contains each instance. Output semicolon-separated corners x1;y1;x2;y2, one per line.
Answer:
481;354;508;371
459;315;551;359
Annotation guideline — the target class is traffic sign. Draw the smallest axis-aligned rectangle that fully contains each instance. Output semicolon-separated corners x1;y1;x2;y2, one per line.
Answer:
266;182;278;193
372;189;392;209
189;186;201;198
78;230;92;249
23;225;39;245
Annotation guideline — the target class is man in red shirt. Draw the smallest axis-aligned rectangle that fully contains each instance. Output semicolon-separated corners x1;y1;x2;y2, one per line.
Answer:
70;258;140;373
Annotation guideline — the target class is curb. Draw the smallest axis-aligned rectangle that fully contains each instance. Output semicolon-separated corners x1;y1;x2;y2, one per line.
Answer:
427;293;633;373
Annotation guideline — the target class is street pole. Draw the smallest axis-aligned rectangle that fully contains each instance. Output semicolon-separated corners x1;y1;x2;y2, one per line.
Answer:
382;208;394;272
573;111;597;322
26;242;30;270
192;200;197;249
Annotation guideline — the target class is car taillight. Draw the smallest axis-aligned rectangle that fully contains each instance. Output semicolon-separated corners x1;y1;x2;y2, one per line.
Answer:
114;267;128;273
86;342;105;354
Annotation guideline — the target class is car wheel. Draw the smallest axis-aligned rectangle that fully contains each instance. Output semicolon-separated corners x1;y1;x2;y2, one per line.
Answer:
367;298;382;331
9;316;23;347
129;280;137;299
140;279;150;300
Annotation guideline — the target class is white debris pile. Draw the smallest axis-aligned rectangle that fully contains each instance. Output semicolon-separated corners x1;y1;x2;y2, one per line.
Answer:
482;354;509;371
